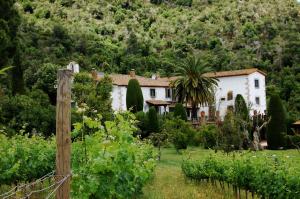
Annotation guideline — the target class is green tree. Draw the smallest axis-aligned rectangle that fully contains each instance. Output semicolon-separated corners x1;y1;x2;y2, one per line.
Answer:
34;63;60;104
0;0;23;95
171;55;218;120
73;73;113;122
234;94;249;121
126;79;144;113
219;111;243;153
148;107;159;133
173;103;187;121
267;94;287;149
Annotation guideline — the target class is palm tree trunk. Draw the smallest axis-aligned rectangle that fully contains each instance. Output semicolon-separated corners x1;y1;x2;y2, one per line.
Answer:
192;103;198;121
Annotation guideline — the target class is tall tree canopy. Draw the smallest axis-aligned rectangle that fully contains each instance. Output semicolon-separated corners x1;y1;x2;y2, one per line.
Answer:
171;56;218;119
267;94;287;149
126;79;144;113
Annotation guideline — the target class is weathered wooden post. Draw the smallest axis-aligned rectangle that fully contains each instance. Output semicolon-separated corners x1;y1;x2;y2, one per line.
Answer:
56;69;72;199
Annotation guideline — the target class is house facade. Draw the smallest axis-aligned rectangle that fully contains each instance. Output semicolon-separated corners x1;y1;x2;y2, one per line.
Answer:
94;68;266;120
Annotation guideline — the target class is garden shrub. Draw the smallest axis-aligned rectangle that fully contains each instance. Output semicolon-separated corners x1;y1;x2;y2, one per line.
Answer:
219;111;243;152
267;94;287;149
173;103;187;121
126;79;144;113
162;118;195;150
198;124;218;149
285;134;300;149
135;111;149;138
148;107;159;133
234;94;249;121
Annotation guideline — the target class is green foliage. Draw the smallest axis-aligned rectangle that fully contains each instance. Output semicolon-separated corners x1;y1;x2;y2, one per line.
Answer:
33;63;60;104
162;118;196;151
234;94;249;121
0;134;55;185
171;0;192;7
71;112;156;199
73;73;113;122
126;79;144;113
182;153;300;199
0;89;56;136
150;0;164;4
219;111;243;152
267;94;287;149
171;56;218;119
173;103;187;121
1;0;299;133
0;112;156;198
198;124;218;149
135;111;149;138
148;107;159;133
285;134;300;149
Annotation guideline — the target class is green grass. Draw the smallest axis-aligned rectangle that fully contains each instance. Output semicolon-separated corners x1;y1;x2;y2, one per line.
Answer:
139;147;300;199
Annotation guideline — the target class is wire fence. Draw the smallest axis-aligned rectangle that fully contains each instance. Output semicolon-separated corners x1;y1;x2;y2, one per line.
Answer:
0;172;71;199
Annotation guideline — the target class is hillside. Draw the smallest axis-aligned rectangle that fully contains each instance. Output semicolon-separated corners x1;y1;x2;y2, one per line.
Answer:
1;0;300;120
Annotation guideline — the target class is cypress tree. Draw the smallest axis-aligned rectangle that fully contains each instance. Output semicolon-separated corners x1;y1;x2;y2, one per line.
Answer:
126;79;144;113
173;103;187;121
148;107;159;133
267;94;287;149
234;94;249;120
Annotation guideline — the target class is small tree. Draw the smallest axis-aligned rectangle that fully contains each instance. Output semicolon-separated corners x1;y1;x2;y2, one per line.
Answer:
219;111;243;153
173;103;187;121
267;94;287;149
234;94;249;121
148;107;159;133
126;79;144;113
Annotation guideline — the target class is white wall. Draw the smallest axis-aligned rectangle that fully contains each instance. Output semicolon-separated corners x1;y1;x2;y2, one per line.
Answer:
111;85;171;113
199;73;266;119
248;72;267;115
111;73;266;119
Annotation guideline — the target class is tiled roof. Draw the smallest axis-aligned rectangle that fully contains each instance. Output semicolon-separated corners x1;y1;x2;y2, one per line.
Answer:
204;68;266;78
146;100;171;106
97;74;170;87
96;68;266;87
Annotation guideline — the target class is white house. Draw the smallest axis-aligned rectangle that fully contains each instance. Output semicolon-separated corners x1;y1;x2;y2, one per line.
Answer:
198;68;267;120
94;68;266;120
93;69;172;114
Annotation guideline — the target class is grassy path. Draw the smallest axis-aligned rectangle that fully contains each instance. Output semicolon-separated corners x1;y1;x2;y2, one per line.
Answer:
139;148;238;199
139;148;300;199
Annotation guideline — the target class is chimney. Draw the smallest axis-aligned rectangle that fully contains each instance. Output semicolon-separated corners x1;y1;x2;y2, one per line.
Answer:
129;69;135;78
91;68;98;80
151;72;160;80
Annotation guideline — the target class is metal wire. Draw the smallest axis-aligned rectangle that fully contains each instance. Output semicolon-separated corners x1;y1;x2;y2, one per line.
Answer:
19;174;71;199
0;171;55;198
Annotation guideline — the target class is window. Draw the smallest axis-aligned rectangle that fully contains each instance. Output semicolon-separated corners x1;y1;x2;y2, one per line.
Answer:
221;97;226;101
165;88;171;98
255;97;260;105
254;79;259;88
227;91;233;101
150;89;156;98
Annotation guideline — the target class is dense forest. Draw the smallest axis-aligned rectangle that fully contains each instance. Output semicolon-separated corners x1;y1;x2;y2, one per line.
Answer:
0;0;299;135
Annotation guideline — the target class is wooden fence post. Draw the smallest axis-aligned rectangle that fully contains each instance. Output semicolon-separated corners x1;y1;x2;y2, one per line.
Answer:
56;69;72;199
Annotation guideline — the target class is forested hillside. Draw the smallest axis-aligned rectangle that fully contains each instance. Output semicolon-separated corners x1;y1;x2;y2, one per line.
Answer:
0;0;299;134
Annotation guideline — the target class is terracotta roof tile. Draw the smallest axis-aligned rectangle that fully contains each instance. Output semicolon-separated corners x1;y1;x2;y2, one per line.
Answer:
97;74;170;87
146;100;171;106
204;68;266;78
96;68;266;87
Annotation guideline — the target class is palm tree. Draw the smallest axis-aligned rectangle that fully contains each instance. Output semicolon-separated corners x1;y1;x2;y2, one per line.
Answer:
171;56;218;120
0;66;13;75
